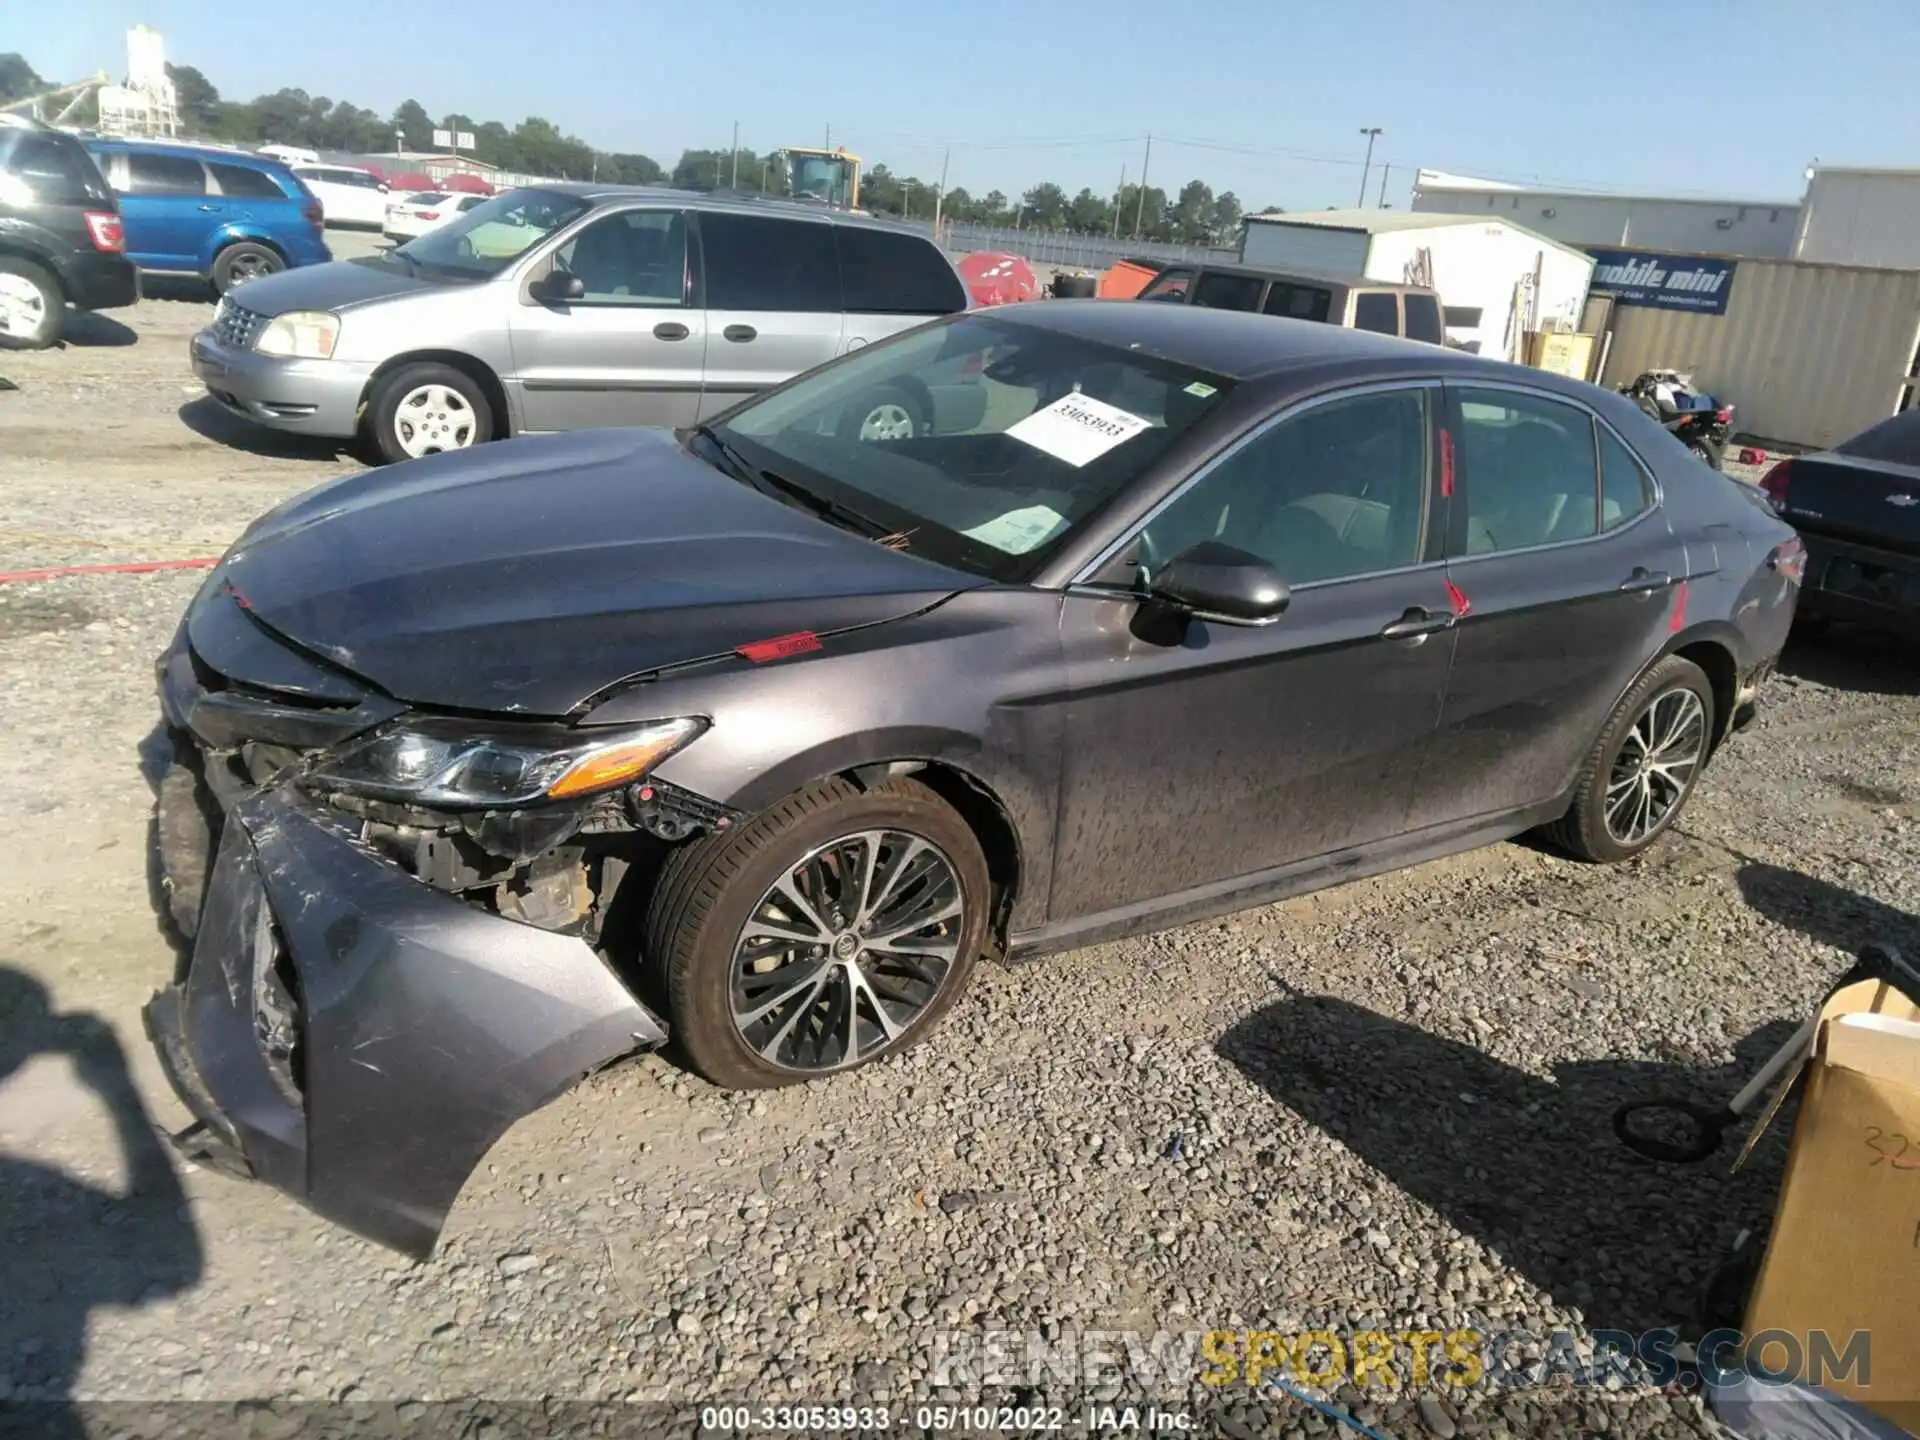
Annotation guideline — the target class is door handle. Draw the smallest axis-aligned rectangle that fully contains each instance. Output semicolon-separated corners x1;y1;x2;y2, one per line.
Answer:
1618;567;1672;594
1380;606;1455;640
653;322;690;341
722;324;757;343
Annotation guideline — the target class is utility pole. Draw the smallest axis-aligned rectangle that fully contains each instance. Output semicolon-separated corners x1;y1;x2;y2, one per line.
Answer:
730;122;739;189
1132;133;1152;238
933;147;950;232
1357;127;1383;208
825;123;832;150
1377;162;1390;207
1111;163;1126;238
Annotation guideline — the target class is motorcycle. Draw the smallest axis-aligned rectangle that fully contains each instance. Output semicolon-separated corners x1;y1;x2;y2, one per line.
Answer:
1620;368;1735;469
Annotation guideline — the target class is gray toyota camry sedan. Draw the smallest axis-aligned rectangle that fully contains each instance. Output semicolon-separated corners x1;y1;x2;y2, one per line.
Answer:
148;301;1801;1255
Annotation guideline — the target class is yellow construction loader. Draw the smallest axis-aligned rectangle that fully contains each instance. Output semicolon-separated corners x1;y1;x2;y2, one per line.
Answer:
779;147;861;211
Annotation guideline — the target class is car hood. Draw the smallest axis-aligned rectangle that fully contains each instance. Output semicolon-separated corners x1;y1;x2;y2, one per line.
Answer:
206;428;977;716
228;257;438;316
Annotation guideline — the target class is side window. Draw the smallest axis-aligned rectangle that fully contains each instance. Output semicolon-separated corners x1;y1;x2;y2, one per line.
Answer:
1139;388;1432;586
1137;267;1193;301
837;227;966;315
1403;293;1444;345
700;212;840;313
1597;423;1656;529
550;210;687;305
209;163;285;199
458;195;486;212
4;135;99;205
1352;292;1400;335
342;171;382;189
1455;388;1600;554
125;153;207;196
1189;271;1263;311
1263;283;1332;323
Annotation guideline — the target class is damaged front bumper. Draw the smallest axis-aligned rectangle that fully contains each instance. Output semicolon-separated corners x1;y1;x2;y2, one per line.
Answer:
147;636;668;1258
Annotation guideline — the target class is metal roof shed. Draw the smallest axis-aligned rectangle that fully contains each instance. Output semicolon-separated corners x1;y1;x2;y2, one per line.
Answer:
1242;209;1595;362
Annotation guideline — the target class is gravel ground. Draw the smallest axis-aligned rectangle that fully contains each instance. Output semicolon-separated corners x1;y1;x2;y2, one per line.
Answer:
1;265;1915;1440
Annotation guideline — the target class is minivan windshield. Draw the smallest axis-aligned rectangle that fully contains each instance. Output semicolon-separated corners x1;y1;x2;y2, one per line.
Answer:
707;313;1234;583
392;187;589;278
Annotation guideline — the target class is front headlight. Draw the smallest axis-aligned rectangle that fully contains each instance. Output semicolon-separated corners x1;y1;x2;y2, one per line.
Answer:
308;717;705;808
255;310;340;359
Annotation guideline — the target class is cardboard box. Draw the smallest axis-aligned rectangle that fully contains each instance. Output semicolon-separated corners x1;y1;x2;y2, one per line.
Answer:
1743;977;1920;1430
1524;330;1596;379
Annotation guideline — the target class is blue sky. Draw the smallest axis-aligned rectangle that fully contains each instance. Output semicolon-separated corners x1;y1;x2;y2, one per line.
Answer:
24;0;1919;208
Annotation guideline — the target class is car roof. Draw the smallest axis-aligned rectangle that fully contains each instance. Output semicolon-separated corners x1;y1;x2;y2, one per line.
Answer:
520;181;937;236
1180;260;1435;295
984;299;1594;393
84;137;291;171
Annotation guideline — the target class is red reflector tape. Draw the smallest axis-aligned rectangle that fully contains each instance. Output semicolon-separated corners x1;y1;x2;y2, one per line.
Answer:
1444;577;1472;618
0;556;220;585
1667;579;1690;634
737;630;822;663
1439;428;1455;498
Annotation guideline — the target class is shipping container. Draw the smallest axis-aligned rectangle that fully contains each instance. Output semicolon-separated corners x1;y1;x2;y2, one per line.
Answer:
1793;168;1920;269
1242;210;1593;363
1599;257;1920;449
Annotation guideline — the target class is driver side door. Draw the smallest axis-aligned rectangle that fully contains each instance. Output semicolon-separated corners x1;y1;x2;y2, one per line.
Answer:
506;207;706;433
1049;381;1460;923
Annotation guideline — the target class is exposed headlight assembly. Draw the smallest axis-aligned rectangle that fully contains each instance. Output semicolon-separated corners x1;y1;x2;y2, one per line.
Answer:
308;717;705;808
255;310;340;359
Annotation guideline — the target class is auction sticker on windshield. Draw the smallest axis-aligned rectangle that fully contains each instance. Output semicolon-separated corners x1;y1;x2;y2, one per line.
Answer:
963;504;1068;555
1006;393;1151;468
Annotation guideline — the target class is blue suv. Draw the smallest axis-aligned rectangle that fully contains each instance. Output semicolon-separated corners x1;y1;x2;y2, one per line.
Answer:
82;140;330;294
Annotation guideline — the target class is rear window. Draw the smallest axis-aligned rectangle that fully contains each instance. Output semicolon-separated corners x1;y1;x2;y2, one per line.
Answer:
1137;267;1192;301
209;163;286;199
836;227;964;315
1403;292;1443;345
1261;281;1332;323
1836;409;1920;465
1352;292;1399;335
2;133;107;206
125;152;206;196
1190;271;1264;312
700;212;840;313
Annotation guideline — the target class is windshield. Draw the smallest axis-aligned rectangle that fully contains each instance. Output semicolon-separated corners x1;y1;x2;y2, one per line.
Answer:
710;314;1234;582
790;153;855;208
393;187;590;278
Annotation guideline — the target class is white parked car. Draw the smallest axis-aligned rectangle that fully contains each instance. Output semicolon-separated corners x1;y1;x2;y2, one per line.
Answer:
382;191;487;243
290;164;389;228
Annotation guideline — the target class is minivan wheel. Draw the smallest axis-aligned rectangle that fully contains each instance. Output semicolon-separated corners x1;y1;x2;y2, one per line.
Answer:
0;257;62;350
367;362;493;463
1545;654;1714;863
644;776;989;1089
212;242;284;295
844;383;928;443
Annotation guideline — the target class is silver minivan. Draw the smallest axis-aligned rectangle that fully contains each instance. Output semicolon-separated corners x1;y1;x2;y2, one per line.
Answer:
189;186;970;462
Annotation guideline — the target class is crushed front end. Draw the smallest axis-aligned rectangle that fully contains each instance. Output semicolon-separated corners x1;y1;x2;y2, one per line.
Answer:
144;586;726;1258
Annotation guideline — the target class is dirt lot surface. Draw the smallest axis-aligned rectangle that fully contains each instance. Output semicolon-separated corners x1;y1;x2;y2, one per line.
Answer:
2;267;1916;1438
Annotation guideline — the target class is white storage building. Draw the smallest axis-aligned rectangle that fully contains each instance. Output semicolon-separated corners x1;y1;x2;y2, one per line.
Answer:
1240;210;1593;362
1793;168;1920;268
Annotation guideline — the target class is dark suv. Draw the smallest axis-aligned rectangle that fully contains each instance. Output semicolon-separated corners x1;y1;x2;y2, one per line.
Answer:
0;117;138;349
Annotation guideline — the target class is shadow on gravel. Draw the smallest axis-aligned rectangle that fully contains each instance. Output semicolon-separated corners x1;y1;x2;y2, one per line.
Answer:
57;312;138;348
177;396;357;462
136;275;217;304
1735;863;1920;959
0;967;203;1433
1777;622;1920;697
1219;991;1797;1335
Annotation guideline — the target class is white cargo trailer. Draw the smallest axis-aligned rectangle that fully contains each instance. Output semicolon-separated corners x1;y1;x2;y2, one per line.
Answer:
1240;210;1594;363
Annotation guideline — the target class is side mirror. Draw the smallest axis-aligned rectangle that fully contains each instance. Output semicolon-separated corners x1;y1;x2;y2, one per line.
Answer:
533;271;586;303
1148;541;1290;625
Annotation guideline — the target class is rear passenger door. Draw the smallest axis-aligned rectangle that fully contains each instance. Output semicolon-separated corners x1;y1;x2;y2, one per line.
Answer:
207;161;291;232
694;212;845;420
1413;384;1684;830
114;151;211;270
507;206;704;432
836;225;966;351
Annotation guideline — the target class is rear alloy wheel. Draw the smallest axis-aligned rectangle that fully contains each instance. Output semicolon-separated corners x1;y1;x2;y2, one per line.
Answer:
212;242;284;295
842;384;928;444
645;777;989;1089
1546;654;1715;862
367;362;493;464
0;256;62;350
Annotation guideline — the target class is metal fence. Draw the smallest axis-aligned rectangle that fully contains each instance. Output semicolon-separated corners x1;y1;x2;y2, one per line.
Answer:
904;220;1237;272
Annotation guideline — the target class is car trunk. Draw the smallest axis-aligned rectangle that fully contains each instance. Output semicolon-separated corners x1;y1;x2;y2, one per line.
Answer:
1777;453;1920;557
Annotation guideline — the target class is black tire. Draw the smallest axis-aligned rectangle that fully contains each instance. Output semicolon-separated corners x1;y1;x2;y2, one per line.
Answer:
0;255;63;350
1689;437;1725;470
839;382;929;444
211;241;284;295
1545;654;1716;863
366;361;494;464
644;776;990;1090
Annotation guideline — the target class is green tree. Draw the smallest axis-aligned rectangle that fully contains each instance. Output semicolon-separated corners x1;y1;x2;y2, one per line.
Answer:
391;98;432;150
1066;186;1112;235
165;63;221;132
1170;179;1214;244
1115;183;1170;240
979;190;1008;225
1020;182;1068;230
1208;191;1244;246
605;152;664;185
0;53;42;105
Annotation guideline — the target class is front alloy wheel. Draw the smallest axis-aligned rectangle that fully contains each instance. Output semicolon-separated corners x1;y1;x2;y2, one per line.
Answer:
731;829;963;1072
